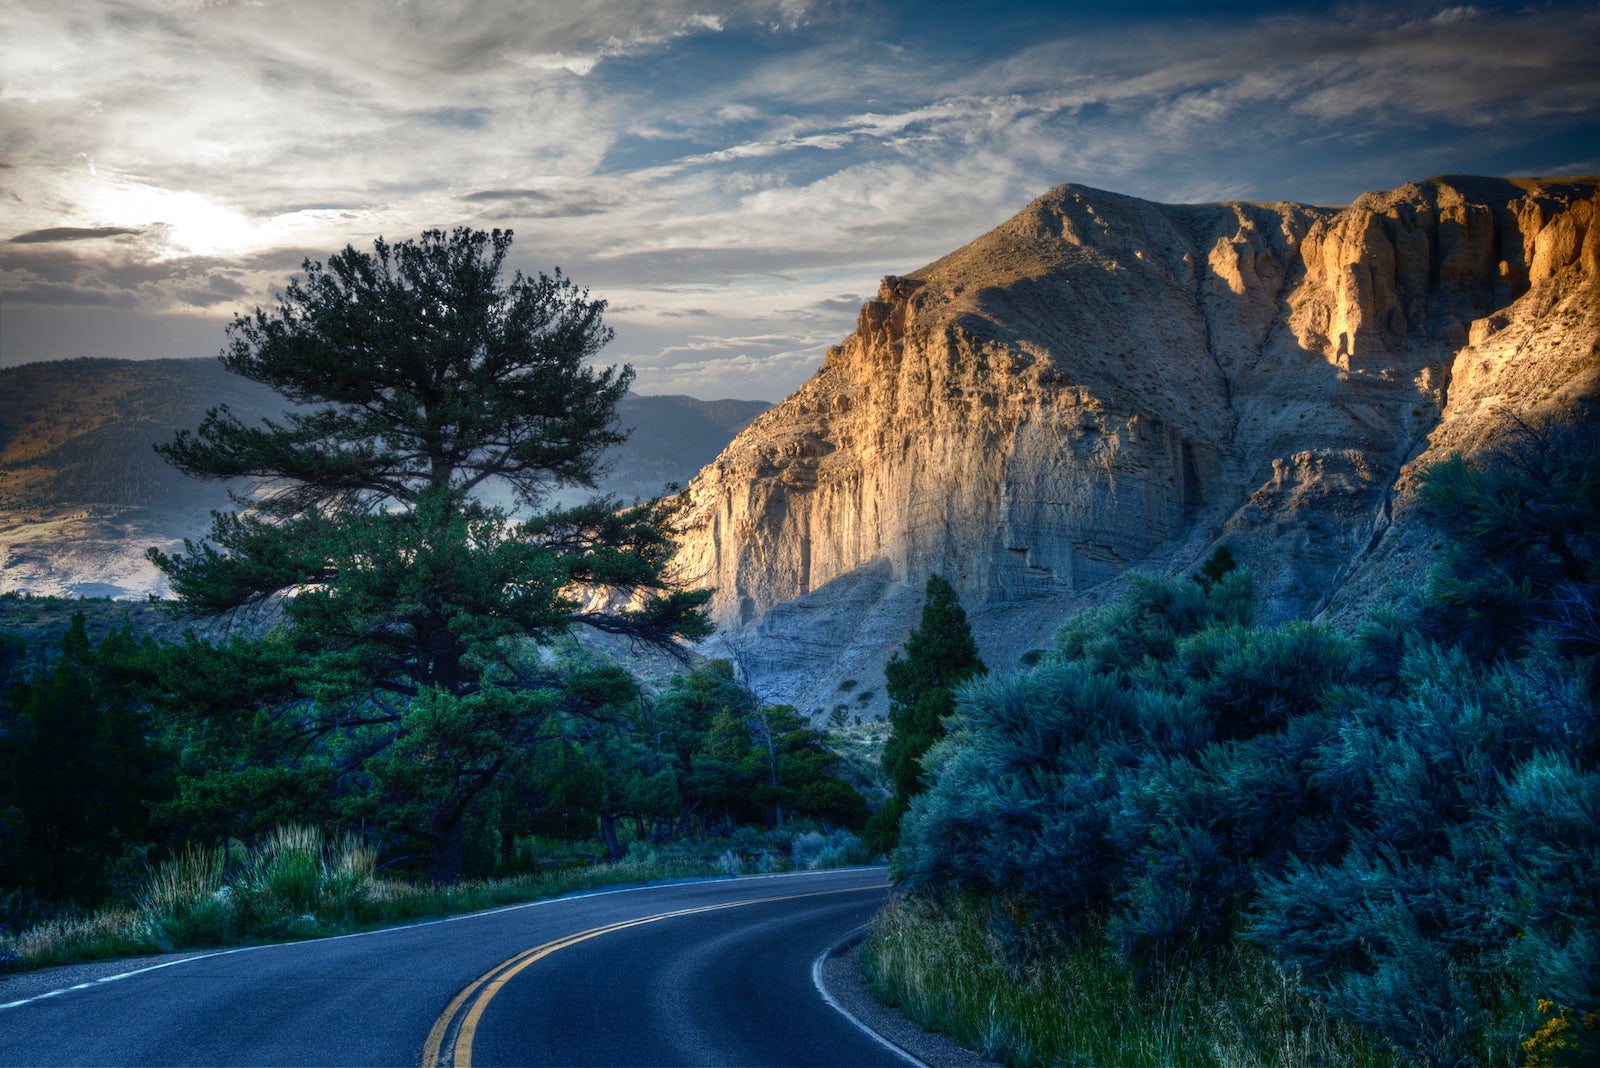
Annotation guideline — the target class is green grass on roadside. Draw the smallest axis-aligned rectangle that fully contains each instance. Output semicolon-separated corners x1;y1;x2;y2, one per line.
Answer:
0;826;724;973
860;893;1394;1068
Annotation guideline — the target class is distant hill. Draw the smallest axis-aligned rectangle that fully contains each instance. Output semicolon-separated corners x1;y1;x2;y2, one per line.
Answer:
590;393;774;504
0;358;767;598
0;357;283;516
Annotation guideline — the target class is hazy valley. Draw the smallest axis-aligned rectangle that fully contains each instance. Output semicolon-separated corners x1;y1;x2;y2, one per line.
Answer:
0;359;767;602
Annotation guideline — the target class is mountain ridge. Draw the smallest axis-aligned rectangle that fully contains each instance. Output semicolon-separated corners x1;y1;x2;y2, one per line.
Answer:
671;174;1600;714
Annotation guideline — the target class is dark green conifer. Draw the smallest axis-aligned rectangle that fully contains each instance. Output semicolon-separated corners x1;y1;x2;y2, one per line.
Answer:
0;615;168;906
870;574;985;849
148;228;710;882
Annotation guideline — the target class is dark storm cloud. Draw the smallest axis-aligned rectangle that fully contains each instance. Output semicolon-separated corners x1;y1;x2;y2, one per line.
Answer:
0;281;140;308
1;243;254;310
460;188;621;217
173;273;250;308
11;226;145;244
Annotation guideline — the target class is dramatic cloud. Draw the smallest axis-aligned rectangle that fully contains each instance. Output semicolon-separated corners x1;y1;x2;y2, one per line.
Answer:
2;0;1595;398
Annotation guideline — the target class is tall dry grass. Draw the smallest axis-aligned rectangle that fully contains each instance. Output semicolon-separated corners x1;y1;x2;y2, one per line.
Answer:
0;826;712;972
861;893;1393;1068
2;907;157;970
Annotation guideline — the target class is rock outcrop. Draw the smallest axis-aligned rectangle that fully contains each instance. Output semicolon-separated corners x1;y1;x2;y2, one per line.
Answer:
671;176;1600;713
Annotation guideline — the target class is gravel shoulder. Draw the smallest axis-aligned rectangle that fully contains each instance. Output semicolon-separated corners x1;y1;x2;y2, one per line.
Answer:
0;948;226;1007
819;930;999;1068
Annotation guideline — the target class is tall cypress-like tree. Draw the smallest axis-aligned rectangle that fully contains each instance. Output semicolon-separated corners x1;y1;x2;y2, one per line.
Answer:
148;228;710;881
0;615;168;906
872;574;985;848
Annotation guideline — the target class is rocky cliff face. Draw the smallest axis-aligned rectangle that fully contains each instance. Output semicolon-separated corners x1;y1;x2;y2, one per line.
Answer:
671;176;1600;713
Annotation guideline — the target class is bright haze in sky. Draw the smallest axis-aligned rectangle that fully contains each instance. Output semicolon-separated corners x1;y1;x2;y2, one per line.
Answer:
2;1;1597;401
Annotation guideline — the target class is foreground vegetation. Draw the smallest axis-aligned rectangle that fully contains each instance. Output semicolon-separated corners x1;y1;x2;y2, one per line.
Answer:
1;229;876;968
0;623;878;948
864;894;1389;1067
0;821;873;973
867;406;1599;1067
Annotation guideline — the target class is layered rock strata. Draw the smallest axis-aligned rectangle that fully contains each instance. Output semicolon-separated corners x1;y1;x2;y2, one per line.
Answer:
671;176;1600;711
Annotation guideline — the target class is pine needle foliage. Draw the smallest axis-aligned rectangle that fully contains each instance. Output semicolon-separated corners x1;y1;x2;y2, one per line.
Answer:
0;614;169;908
870;575;985;848
143;228;711;882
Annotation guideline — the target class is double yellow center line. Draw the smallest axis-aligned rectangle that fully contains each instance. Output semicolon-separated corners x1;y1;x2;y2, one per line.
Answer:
420;883;889;1068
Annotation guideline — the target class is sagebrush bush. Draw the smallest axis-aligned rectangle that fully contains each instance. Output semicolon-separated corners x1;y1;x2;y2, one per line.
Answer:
893;546;1600;1065
1416;404;1600;663
1180;621;1352;740
789;828;869;869
894;659;1142;932
1051;570;1251;673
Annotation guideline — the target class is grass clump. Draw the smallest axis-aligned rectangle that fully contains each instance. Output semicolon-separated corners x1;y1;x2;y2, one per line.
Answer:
140;842;230;947
1;907;158;970
862;893;1390;1068
0;825;721;970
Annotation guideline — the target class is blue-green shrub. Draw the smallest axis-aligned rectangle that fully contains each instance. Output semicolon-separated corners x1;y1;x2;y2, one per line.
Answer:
896;550;1600;1064
1051;570;1251;673
895;661;1141;929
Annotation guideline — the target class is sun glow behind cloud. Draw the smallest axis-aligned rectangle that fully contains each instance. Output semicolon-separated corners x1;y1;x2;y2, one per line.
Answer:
81;180;264;259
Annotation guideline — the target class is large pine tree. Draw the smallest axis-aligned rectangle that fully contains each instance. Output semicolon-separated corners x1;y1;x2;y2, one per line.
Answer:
149;228;710;881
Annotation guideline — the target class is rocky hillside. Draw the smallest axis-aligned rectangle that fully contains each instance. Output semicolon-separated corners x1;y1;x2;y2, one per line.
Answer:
0;358;766;599
672;175;1600;714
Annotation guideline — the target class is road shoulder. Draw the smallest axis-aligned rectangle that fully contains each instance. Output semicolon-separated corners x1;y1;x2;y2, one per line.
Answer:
0;949;221;1008
818;932;999;1068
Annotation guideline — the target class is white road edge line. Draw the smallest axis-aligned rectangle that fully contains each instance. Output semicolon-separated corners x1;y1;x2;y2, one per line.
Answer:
811;924;926;1068
1;866;890;1012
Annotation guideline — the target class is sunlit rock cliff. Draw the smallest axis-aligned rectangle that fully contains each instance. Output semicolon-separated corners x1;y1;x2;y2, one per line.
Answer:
672;176;1600;713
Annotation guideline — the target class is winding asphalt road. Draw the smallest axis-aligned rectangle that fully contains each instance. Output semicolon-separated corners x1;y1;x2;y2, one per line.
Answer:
0;867;913;1066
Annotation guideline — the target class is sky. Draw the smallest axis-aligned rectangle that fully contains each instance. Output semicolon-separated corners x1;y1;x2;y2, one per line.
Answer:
2;1;1597;401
